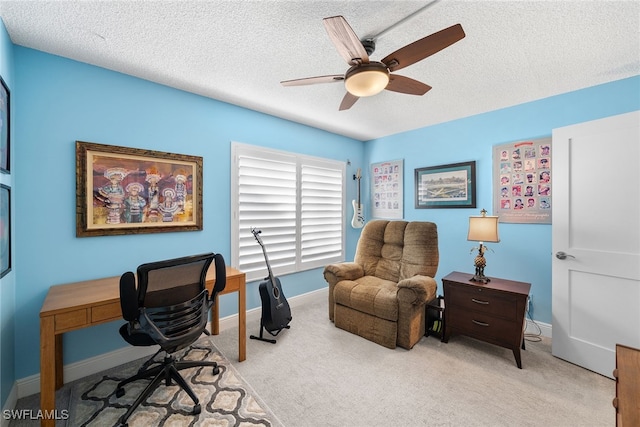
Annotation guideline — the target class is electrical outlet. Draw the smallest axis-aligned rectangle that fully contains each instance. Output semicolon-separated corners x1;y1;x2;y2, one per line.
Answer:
527;295;533;313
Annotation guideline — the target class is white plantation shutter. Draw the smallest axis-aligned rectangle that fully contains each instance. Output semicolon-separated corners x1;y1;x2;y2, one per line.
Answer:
232;143;345;282
300;162;344;268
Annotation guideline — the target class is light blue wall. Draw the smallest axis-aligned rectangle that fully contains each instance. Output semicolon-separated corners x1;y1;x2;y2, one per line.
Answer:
3;30;639;403
365;75;640;324
0;19;15;407
12;47;364;379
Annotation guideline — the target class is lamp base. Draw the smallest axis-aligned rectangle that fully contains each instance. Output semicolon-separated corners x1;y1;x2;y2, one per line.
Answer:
470;274;491;284
470;259;490;284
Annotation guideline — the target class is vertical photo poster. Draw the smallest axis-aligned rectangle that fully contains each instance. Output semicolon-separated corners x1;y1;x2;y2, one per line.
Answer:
371;159;403;219
492;137;552;224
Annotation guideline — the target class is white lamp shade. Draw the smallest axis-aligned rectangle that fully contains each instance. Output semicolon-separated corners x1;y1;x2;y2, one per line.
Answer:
467;215;500;243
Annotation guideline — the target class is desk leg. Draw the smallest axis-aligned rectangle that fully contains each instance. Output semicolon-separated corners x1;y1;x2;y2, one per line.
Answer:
55;334;63;389
238;283;246;362
40;316;56;427
211;298;220;335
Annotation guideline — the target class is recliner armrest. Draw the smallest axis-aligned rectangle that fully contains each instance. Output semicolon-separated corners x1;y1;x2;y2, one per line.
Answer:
323;262;364;285
397;275;437;305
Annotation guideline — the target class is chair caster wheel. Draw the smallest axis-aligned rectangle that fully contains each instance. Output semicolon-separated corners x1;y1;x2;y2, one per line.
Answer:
213;366;220;375
115;388;125;398
193;404;201;415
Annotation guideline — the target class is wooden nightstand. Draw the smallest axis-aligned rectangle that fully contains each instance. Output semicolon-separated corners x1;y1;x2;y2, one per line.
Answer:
442;271;531;368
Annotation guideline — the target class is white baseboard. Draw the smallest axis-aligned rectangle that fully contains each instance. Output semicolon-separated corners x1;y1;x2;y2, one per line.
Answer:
526;319;552;338
14;287;328;400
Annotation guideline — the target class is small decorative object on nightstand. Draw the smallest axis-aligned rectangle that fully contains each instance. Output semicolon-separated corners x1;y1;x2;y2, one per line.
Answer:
467;209;500;283
442;271;530;368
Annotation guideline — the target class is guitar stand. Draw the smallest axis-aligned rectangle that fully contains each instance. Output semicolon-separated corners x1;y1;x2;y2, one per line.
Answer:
250;319;290;344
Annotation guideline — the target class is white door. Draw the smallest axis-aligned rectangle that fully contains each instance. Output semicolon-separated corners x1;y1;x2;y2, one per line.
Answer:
552;111;640;379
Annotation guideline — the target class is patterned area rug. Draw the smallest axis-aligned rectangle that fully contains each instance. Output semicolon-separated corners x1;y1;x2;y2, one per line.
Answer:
67;337;282;426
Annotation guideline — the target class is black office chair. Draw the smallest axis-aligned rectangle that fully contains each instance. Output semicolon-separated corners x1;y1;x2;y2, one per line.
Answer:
114;252;226;427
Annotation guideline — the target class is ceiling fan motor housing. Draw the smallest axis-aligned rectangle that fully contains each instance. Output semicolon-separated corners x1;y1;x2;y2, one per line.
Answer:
361;39;376;56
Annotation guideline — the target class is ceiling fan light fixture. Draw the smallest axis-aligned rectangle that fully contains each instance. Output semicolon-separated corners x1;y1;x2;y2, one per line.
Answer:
344;63;390;97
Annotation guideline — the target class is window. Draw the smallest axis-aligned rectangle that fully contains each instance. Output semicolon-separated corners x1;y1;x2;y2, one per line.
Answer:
231;143;345;282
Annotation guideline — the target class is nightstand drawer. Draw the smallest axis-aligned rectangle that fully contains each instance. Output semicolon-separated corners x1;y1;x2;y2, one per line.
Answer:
447;306;519;344
445;283;518;320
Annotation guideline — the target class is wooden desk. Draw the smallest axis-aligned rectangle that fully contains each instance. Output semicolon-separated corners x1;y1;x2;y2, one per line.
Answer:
39;266;245;427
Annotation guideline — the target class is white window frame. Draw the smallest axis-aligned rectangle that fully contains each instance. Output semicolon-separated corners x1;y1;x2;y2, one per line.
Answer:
231;142;346;282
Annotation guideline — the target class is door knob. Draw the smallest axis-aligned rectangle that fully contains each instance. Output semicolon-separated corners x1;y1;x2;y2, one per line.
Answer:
555;251;576;260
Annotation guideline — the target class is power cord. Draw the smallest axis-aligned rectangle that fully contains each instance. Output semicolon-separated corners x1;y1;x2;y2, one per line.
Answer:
524;296;542;342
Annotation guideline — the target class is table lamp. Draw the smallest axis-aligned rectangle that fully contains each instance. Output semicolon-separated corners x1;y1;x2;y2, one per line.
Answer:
467;209;500;283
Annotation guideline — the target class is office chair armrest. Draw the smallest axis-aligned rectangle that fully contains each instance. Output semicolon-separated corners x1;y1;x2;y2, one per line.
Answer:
210;253;226;304
397;275;437;306
119;271;139;321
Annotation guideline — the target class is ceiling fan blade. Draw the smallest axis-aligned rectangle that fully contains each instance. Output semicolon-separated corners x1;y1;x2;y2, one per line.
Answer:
386;74;432;95
281;75;345;86
339;92;359;111
323;16;369;65
382;23;465;72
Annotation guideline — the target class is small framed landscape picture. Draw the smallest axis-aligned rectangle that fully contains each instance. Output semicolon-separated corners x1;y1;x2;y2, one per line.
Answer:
415;161;476;209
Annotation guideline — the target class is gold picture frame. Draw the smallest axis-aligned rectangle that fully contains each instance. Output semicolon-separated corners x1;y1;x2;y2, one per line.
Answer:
76;141;203;237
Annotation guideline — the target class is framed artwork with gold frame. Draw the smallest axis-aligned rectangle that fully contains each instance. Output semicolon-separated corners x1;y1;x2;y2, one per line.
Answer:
76;141;203;237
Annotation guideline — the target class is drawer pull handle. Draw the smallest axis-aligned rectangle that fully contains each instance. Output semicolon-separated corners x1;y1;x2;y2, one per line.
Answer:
471;298;489;305
472;320;489;327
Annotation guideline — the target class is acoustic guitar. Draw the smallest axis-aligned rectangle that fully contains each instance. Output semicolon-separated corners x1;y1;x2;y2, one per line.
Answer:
249;227;292;343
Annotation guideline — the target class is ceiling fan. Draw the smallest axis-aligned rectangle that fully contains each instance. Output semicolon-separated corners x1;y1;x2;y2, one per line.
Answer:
281;15;465;111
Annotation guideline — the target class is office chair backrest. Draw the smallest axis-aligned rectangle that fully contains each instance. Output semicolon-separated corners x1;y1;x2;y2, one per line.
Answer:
120;252;228;354
137;253;214;308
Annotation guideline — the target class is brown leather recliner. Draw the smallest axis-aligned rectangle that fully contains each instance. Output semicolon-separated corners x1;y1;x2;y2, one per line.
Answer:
323;220;439;349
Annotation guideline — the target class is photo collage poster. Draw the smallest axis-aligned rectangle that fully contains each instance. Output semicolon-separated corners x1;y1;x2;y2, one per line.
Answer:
492;137;552;224
371;159;403;219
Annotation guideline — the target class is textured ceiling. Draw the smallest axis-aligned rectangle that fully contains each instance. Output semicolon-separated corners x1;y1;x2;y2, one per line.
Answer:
0;0;639;141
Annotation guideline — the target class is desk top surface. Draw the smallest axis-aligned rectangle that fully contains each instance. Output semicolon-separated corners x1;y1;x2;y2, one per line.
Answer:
41;266;244;316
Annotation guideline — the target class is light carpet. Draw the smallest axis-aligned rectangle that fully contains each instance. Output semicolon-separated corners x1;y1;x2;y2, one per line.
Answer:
66;336;282;427
213;288;616;427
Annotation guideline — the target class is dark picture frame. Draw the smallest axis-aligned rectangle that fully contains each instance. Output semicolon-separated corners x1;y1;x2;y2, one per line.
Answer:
0;76;10;174
1;184;10;277
76;141;203;237
415;161;476;209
